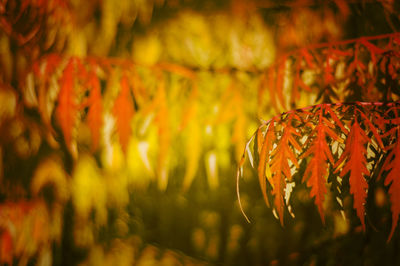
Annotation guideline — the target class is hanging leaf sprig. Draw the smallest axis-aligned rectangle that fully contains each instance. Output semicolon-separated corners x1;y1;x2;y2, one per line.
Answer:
238;101;400;241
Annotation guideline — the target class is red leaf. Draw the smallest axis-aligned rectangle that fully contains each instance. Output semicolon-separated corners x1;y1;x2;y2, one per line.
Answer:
0;230;13;265
56;58;78;152
357;109;384;149
86;72;103;151
335;121;369;231
301;111;333;223
302;151;328;223
113;75;135;154
382;131;400;241
269;121;301;224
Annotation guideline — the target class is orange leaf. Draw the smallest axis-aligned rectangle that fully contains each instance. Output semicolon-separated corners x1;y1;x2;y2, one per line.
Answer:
113;75;135;154
272;163;285;226
335;121;369;231
56;58;78;152
256;126;264;154
0;230;13;265
86;72;103;151
382;131;400;241
356;109;384;149
269;122;302;224
301;120;332;223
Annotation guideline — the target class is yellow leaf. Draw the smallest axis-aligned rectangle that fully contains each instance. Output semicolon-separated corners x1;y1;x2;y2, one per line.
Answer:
126;129;157;189
182;119;202;191
71;155;107;226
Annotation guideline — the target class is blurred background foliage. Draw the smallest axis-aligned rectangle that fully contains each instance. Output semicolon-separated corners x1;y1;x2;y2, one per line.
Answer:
1;0;400;265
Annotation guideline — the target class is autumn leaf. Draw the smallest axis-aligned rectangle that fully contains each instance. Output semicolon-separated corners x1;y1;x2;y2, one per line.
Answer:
381;129;400;241
113;75;135;154
86;72;103;151
257;121;276;208
269;117;301;225
155;84;170;191
0;229;13;265
335;120;369;231
301;108;337;223
182;105;202;192
72;155;107;226
56;58;78;156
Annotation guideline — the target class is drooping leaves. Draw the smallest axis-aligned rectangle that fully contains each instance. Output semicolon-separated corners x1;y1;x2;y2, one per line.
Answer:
6;2;400;265
240;101;400;240
21;31;400;242
265;33;400;112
